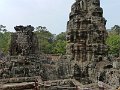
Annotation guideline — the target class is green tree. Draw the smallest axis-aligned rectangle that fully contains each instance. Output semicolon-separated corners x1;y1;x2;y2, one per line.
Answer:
0;25;6;32
0;25;11;54
53;32;66;55
35;26;55;54
106;34;120;56
53;40;66;55
111;25;120;35
106;25;120;57
35;27;67;55
56;32;66;41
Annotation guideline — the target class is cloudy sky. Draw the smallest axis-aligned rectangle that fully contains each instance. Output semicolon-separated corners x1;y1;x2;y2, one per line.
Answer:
0;0;120;34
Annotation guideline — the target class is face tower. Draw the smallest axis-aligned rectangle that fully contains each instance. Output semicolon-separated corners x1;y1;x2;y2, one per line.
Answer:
66;0;108;83
8;25;40;78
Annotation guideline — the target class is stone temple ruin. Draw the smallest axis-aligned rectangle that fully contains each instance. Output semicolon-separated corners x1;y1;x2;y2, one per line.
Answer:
0;0;120;90
66;0;120;88
5;25;41;78
66;0;108;83
9;25;41;77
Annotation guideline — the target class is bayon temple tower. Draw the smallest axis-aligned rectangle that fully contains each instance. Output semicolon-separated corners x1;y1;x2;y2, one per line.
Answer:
66;0;120;86
67;0;108;63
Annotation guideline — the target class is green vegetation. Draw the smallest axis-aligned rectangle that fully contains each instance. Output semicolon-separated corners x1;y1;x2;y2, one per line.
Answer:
35;26;66;55
106;25;120;57
0;25;11;54
0;24;120;56
53;32;66;54
35;26;55;54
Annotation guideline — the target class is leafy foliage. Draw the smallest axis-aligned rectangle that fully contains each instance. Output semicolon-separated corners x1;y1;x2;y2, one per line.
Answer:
111;25;120;35
56;32;66;41
0;25;11;54
53;40;66;55
106;34;120;55
53;32;66;55
106;25;120;56
35;26;67;55
35;26;55;54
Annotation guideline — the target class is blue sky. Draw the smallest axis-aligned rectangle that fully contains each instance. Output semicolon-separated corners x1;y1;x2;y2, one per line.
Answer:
0;0;120;34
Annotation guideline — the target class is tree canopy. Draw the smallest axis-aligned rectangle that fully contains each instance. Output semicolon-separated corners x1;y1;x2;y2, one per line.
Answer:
106;25;120;57
35;26;66;55
0;25;11;54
